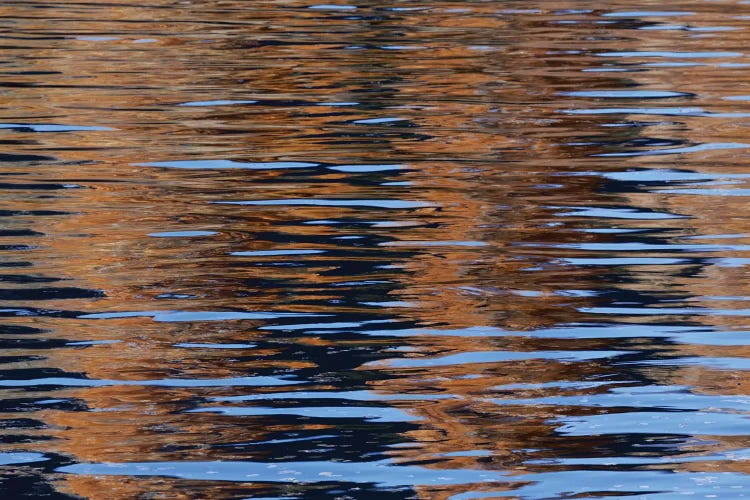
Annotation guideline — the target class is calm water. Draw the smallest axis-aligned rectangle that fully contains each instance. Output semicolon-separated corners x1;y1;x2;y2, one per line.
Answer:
3;0;750;498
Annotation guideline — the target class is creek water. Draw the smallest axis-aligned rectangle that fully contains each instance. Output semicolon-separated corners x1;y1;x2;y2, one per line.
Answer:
3;0;750;498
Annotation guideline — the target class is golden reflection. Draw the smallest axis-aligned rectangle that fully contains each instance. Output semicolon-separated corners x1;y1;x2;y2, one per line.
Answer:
1;0;750;498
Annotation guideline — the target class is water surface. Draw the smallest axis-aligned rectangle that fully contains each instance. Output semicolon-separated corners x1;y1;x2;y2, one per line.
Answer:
3;0;750;498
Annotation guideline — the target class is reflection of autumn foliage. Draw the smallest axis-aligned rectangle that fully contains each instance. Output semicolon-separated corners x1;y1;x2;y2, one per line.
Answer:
2;0;750;498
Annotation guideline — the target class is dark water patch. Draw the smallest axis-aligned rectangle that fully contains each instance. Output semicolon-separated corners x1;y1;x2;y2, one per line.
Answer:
0;338;69;349
0;274;62;283
0;153;55;162
0;418;47;430
0;182;81;190
0;325;46;335
0;230;44;237
0;288;103;300
0;397;86;413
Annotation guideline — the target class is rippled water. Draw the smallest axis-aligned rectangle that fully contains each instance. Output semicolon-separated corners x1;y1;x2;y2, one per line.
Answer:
5;0;750;498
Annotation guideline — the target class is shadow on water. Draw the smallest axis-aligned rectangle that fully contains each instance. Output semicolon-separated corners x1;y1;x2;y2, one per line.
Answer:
2;0;750;498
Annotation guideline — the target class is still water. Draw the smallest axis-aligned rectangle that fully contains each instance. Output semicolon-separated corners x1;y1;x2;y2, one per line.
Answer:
3;0;750;498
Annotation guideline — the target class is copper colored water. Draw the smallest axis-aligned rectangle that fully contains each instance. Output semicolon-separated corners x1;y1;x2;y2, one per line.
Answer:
3;1;750;498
